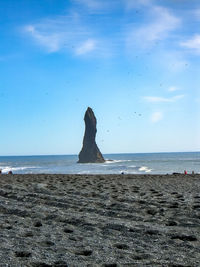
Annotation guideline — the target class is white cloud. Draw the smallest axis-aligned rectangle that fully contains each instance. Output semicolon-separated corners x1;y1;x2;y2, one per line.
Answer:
180;34;200;54
75;0;153;12
75;39;96;55
168;86;179;92
23;15;100;55
151;112;163;123
124;0;152;9
144;95;184;103
155;50;189;72
194;9;200;19
73;0;112;12
24;25;62;53
135;46;187;73
21;1;183;60
75;0;103;9
127;6;180;48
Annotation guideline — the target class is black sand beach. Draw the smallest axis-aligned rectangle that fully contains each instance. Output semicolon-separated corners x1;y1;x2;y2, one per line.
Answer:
0;174;200;266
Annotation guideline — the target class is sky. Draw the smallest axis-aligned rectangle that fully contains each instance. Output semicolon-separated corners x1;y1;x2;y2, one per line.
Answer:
0;0;199;156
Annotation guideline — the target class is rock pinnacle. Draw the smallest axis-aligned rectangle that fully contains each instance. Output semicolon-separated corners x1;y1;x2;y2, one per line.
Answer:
78;107;105;163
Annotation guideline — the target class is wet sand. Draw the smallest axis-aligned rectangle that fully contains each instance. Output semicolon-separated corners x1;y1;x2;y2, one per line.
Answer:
0;174;200;266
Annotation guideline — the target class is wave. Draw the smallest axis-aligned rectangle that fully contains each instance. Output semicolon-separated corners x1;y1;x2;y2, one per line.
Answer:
0;166;37;174
105;159;132;164
139;166;152;173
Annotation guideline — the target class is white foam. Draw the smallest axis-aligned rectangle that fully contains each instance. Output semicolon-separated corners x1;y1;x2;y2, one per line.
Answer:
139;166;152;173
105;159;132;164
0;166;36;174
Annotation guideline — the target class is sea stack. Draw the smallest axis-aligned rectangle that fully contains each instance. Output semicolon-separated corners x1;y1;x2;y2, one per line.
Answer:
78;107;105;163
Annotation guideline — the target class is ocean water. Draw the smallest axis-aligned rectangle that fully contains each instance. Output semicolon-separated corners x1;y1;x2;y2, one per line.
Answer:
0;152;199;175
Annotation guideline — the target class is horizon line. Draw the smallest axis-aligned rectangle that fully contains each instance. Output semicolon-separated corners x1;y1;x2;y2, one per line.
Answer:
0;151;199;157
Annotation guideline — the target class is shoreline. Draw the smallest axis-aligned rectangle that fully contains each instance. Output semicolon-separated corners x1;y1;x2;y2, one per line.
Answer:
0;174;200;266
1;173;200;178
2;172;200;178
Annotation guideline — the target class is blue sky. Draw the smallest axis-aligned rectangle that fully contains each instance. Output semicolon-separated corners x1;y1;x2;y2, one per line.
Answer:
0;0;199;156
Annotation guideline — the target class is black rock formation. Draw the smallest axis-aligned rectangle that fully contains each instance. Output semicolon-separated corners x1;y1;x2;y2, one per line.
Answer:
78;107;105;163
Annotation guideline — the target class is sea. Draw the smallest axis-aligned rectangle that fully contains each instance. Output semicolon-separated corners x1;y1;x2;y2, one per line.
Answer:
0;152;199;175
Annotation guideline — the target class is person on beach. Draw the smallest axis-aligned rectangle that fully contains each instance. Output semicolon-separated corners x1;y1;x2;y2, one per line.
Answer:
8;171;13;175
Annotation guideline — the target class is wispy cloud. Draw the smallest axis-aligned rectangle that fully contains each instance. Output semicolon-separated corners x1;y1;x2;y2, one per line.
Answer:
24;25;62;53
194;9;200;19
75;39;96;55
127;6;181;49
180;34;200;54
74;0;104;9
22;0;184;61
195;98;200;103
144;95;184;103
73;0;113;12
156;50;189;72
168;86;180;92
23;14;100;55
151;111;163;123
124;0;152;9
74;0;152;11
